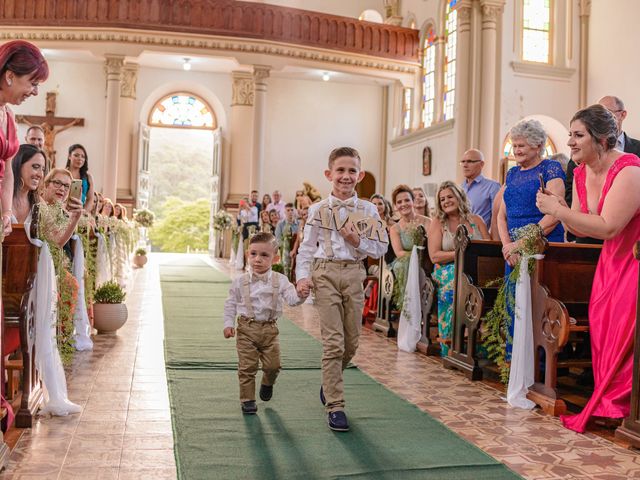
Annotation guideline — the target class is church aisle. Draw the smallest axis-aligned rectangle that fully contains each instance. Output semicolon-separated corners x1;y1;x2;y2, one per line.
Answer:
0;254;177;479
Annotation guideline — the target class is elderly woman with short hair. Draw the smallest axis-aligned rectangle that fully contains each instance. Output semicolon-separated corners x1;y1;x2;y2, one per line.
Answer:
497;118;566;359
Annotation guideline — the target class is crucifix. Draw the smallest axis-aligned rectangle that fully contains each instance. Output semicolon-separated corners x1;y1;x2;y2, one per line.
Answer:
15;91;85;166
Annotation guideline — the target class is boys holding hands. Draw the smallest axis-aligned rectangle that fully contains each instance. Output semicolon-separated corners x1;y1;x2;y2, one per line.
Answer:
295;147;387;431
223;232;309;414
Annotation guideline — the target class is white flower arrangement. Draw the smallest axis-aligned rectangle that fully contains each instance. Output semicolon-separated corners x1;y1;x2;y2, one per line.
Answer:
213;209;234;231
133;208;155;228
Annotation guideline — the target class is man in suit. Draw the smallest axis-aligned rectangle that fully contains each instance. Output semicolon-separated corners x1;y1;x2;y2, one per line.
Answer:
565;95;640;243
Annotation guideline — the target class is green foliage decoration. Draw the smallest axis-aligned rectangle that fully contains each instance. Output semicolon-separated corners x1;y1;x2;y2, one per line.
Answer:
480;223;544;384
94;281;127;304
135;248;147;256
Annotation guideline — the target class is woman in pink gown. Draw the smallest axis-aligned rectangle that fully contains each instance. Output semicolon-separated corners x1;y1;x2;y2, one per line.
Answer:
537;104;640;433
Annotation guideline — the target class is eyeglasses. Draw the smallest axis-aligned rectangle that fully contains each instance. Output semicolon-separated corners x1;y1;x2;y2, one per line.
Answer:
459;160;482;165
49;179;71;191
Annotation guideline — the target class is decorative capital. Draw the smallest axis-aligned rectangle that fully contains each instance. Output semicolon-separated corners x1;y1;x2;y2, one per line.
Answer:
252;65;271;84
120;63;138;99
480;1;505;24
578;0;591;17
104;55;124;82
456;4;473;27
232;71;254;106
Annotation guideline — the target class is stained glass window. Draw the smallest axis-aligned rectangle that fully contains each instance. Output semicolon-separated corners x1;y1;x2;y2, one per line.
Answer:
402;87;413;134
522;0;551;63
421;27;436;128
150;94;215;128
443;0;458;121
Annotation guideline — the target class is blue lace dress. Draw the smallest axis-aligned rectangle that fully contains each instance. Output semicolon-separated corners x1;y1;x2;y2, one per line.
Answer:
503;159;566;357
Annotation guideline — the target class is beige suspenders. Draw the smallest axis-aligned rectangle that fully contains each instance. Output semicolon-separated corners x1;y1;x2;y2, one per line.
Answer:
240;272;280;321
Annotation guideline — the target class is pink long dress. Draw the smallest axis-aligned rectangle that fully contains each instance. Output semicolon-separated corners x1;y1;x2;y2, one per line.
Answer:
561;154;640;433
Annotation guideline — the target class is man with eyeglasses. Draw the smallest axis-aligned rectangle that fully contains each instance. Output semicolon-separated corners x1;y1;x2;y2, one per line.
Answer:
460;148;500;228
565;95;640;243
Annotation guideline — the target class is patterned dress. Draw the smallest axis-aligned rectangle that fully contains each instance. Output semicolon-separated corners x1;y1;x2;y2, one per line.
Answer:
390;224;425;311
432;222;482;356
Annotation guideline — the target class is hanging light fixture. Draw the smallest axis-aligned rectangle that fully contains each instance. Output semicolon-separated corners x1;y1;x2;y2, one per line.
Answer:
183;58;192;71
322;72;330;82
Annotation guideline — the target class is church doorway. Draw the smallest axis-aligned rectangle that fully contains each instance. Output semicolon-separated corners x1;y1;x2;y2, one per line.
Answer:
140;93;221;253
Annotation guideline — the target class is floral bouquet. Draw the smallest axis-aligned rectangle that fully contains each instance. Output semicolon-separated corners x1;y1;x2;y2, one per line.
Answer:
133;208;155;228
213;209;234;231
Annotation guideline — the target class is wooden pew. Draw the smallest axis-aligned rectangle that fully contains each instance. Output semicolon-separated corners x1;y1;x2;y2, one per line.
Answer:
1;218;44;428
527;241;601;415
443;225;504;380
616;241;640;446
373;229;438;354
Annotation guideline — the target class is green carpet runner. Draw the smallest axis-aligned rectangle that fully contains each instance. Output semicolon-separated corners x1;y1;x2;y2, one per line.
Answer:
160;257;522;480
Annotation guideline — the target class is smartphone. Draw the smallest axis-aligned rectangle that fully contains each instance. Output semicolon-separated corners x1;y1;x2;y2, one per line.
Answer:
69;179;83;202
538;173;545;192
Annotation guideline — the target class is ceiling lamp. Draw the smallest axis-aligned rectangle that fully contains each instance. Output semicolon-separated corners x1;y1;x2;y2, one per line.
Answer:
322;72;330;82
183;58;192;71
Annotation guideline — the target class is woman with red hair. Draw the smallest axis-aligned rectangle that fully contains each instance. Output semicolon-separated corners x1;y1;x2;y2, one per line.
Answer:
0;40;48;234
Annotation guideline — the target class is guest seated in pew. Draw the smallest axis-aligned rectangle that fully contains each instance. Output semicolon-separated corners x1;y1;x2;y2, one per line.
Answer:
41;168;84;247
11;144;45;224
100;198;115;218
412;186;430;218
536;104;640;433
389;185;431;313
428;181;489;356
497;119;565;359
114;203;128;220
259;209;273;234
268;209;280;233
371;193;396;265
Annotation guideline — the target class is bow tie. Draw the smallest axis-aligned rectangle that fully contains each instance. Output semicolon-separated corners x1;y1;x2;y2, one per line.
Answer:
252;272;270;283
333;198;355;210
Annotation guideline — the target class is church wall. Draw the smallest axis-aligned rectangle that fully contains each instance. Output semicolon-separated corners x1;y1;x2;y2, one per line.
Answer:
12;59;107;188
263;77;383;201
498;0;579;160
587;0;640;137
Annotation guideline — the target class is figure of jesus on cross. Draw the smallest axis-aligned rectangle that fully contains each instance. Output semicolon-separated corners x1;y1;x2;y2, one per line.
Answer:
15;91;84;166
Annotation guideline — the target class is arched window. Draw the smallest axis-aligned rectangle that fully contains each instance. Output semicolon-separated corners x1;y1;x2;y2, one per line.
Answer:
358;9;384;23
443;1;458;121
402;87;413;134
522;0;552;63
149;93;216;129
421;27;437;128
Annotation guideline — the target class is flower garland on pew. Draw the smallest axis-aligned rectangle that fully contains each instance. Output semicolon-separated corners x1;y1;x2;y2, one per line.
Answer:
77;214;97;306
38;201;79;365
481;223;544;384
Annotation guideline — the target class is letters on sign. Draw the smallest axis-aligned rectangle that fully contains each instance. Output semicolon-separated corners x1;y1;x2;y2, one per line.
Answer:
307;206;388;243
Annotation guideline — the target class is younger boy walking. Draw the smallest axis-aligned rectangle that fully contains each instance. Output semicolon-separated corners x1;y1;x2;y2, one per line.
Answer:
295;147;387;431
223;232;309;414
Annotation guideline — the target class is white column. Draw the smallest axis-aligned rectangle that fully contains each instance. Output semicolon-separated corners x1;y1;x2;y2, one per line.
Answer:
479;0;505;180
454;1;473;183
227;71;254;205
578;0;591;108
119;62;138;201
103;55;124;202
251;65;271;193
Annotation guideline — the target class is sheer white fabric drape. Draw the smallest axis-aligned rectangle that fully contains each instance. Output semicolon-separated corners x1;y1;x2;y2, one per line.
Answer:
95;232;111;286
71;235;93;351
507;254;544;409
397;246;423;353
32;240;81;416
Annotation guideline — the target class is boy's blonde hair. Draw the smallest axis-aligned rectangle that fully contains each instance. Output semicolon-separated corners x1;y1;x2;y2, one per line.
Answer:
328;147;361;169
249;232;278;251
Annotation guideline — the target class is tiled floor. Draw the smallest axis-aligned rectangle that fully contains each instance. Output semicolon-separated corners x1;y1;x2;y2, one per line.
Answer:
1;254;639;479
0;254;176;480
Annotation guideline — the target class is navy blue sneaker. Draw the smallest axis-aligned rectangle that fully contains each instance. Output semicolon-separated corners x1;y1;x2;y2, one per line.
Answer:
259;384;273;401
241;401;257;414
327;411;349;432
320;386;326;406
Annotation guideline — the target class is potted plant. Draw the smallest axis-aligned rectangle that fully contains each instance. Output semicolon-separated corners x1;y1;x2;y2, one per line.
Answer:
133;247;148;268
93;281;128;334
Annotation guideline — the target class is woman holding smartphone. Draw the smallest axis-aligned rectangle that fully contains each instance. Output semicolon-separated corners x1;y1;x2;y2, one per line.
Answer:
65;143;94;213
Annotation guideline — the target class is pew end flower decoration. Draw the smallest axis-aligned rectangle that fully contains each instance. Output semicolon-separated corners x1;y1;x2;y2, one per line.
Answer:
213;209;234;231
133;208;155;228
481;223;545;384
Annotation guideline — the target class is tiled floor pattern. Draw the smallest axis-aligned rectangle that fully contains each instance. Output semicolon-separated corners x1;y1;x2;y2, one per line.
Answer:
0;254;176;479
2;255;639;479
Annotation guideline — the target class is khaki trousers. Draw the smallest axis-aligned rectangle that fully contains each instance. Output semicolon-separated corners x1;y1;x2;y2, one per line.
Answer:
311;259;366;412
236;317;281;402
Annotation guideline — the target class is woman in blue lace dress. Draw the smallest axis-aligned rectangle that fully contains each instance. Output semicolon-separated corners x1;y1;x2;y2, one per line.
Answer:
497;119;566;357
